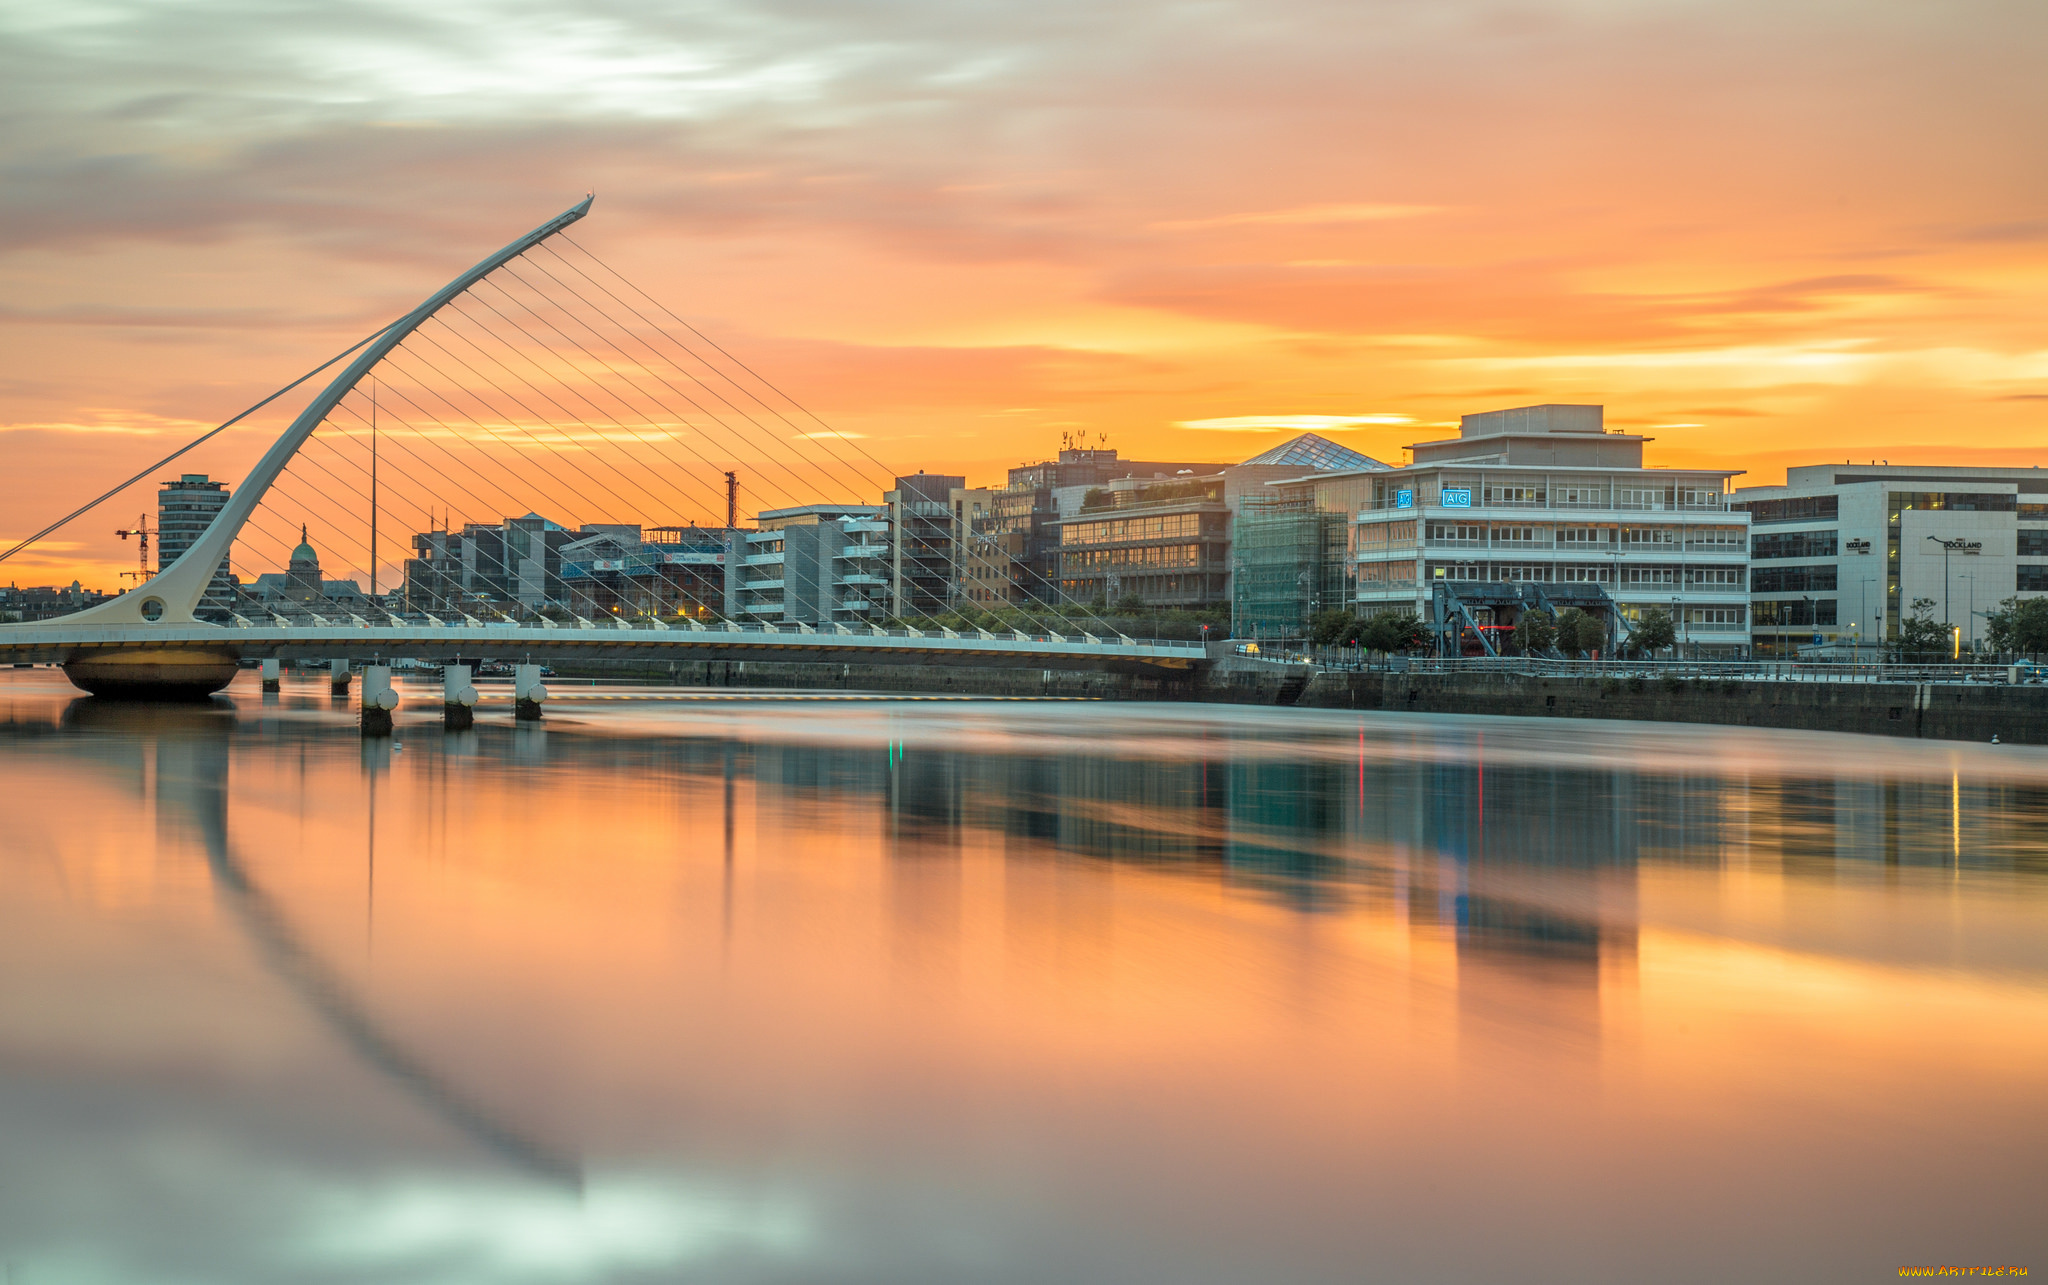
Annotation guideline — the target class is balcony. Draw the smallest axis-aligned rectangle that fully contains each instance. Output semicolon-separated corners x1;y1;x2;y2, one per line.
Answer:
742;578;785;592
840;545;883;559
744;553;785;567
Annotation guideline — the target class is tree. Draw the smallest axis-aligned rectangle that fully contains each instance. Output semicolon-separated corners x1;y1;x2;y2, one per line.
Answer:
1307;607;1359;647
1115;592;1147;614
1553;607;1605;657
1513;608;1558;655
1359;610;1426;655
1897;597;1951;659
1984;595;2048;657
1631;608;1675;656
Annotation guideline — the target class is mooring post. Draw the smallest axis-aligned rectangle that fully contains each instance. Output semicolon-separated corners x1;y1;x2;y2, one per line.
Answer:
330;657;352;697
514;663;548;722
260;658;281;693
360;664;397;736
444;662;478;729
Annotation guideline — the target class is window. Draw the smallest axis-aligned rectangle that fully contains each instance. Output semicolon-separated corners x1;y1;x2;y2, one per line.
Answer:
2020;566;2048;592
1060;513;1201;545
1686;527;1745;551
1428;562;1483;580
1557;565;1612;583
1617;486;1669;510
1890;492;2018;513
1426;521;1484;544
1553;485;1605;507
1484;484;1545;506
2020;530;2048;558
1358;560;1414;585
1622;566;1677;584
1622;526;1676;546
2020;503;2048;522
1742;495;1839;524
1490;525;1541;545
1753;600;1837;626
1752;565;1838;592
1752;530;1839;559
1354;520;1418;549
1494;564;1551;582
1677;486;1724;509
1686;567;1745;587
1557;526;1609;545
1686;606;1749;627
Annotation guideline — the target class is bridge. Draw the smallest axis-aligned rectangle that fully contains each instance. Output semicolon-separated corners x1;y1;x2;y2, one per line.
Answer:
0;196;1206;702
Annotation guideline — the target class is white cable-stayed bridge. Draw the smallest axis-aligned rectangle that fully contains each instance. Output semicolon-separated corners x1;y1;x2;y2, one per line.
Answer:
0;197;1208;703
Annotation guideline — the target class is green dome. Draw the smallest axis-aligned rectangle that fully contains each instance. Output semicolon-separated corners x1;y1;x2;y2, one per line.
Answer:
290;524;318;564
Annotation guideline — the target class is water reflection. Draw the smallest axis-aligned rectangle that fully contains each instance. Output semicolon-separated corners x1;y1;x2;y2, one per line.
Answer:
0;673;2043;1283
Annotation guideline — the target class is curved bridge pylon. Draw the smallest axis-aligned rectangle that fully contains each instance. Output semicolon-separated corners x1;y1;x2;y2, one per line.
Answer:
1;194;1210;697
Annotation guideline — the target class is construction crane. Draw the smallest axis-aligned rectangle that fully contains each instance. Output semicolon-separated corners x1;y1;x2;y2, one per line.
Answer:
114;514;154;583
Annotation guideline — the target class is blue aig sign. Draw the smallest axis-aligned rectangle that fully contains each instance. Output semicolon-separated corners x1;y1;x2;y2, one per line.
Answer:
1395;488;1414;509
1440;487;1473;508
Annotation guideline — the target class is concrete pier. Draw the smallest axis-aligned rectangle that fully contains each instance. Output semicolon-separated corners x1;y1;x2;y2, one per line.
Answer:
514;663;547;722
260;658;281;693
360;664;397;736
443;663;478;729
329;658;351;698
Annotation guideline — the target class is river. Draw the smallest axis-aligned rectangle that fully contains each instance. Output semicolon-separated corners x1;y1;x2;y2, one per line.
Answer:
0;670;2042;1283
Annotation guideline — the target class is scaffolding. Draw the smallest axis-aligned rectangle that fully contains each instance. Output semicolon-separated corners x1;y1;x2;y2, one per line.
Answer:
1232;494;1344;639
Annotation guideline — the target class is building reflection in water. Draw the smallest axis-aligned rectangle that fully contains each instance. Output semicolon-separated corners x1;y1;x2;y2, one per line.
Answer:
1;681;2044;1282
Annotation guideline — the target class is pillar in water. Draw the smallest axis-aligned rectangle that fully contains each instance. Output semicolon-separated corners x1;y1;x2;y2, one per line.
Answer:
260;658;281;693
329;657;352;697
444;662;478;730
514;663;548;722
360;664;398;737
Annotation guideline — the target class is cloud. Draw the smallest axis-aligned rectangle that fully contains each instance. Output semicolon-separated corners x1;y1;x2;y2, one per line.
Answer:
1152;204;1443;232
1176;414;1413;432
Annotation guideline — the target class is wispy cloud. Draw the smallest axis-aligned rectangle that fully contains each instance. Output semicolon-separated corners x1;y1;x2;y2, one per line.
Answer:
1176;414;1413;432
793;430;866;439
1152;205;1443;232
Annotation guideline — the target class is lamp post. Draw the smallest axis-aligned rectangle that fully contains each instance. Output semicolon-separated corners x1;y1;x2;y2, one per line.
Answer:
1960;573;1976;653
1925;534;1954;626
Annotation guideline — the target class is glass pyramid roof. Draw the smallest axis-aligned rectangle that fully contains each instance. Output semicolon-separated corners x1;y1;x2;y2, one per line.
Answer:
1237;432;1387;471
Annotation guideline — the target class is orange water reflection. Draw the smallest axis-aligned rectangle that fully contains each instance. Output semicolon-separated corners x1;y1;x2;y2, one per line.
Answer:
0;671;2043;1282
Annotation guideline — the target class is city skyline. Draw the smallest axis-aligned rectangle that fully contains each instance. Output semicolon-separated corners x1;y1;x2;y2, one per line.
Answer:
4;0;2046;589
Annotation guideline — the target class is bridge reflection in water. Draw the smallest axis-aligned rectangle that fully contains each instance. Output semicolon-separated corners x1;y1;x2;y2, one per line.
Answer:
0;677;2043;1283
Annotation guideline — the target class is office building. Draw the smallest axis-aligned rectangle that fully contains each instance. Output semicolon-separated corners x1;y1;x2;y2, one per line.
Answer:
1733;464;2048;655
884;473;965;618
558;525;747;619
744;504;891;625
997;446;1234;603
156;473;234;620
1056;433;1384;611
1297;405;1751;654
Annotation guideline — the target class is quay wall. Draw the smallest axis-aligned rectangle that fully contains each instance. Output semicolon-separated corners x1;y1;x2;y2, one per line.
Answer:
543;657;2042;744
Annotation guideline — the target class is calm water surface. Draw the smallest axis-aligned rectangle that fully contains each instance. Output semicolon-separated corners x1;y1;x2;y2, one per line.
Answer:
1;671;2044;1284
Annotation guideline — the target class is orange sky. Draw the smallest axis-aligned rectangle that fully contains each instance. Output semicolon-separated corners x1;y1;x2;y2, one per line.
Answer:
4;0;2047;588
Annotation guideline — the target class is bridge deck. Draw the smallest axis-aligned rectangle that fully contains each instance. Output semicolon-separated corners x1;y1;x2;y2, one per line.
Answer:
0;621;1209;670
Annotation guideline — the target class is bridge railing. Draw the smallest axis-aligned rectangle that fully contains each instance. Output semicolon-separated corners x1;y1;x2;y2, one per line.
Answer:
208;613;1210;651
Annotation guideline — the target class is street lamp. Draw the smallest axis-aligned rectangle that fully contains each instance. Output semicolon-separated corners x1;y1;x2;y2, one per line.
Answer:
1925;534;1956;626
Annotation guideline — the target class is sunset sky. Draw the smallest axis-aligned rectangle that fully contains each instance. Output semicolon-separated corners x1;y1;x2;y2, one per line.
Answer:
4;0;2047;587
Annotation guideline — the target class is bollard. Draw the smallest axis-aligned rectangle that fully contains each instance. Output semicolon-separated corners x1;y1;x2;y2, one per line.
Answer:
443;663;479;729
260;658;281;693
360;664;398;736
514;663;548;722
329;657;352;697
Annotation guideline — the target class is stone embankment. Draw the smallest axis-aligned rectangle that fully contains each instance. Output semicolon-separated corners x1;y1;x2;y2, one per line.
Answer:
548;657;2042;744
